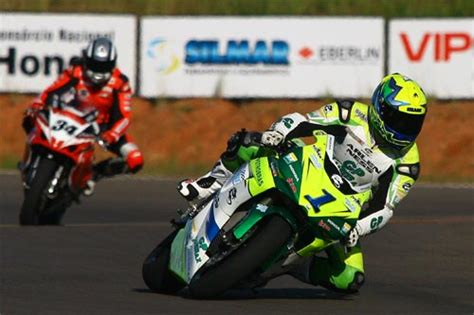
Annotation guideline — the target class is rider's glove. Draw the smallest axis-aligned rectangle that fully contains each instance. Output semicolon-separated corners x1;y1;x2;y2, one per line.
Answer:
22;108;39;133
261;130;284;147
343;223;363;248
100;130;120;147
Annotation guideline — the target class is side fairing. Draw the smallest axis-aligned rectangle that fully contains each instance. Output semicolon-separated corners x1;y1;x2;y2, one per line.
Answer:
170;163;276;283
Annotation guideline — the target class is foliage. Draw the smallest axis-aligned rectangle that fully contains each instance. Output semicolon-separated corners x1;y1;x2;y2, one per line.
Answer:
2;0;472;17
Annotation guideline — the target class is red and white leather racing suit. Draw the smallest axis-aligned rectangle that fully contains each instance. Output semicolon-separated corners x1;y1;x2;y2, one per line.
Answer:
25;62;144;174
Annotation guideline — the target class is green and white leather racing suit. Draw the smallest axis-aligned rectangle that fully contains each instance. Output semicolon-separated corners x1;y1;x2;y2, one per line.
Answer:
180;99;421;292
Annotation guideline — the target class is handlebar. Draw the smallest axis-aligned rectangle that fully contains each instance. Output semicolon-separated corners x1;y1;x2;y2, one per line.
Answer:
243;130;295;155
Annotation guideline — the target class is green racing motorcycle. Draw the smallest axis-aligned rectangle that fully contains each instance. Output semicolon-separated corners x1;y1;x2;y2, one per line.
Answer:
142;130;372;298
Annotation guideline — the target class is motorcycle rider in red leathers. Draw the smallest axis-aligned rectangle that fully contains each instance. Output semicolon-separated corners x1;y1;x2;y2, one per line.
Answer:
22;37;144;194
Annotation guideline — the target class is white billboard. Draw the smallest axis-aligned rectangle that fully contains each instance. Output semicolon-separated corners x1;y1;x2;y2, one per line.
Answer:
140;17;384;98
0;13;137;93
389;19;474;98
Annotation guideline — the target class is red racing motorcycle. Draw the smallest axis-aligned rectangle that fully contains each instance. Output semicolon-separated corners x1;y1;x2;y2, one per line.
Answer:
20;102;102;225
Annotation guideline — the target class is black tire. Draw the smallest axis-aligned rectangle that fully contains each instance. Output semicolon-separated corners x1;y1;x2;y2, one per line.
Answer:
19;158;57;225
142;229;186;294
38;208;66;225
188;215;292;299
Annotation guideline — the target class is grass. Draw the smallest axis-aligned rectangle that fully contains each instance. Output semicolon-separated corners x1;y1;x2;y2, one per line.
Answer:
2;0;472;17
0;155;21;170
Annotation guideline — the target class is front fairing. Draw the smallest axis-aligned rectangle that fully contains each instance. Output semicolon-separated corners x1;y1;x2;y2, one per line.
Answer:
271;133;372;241
30;107;99;163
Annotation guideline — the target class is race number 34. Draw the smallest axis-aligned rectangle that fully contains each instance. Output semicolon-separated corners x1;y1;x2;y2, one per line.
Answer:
52;119;77;135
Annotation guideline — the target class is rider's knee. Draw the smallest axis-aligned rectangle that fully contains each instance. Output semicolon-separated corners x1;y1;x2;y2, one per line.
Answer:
126;149;144;173
119;142;144;173
331;269;365;294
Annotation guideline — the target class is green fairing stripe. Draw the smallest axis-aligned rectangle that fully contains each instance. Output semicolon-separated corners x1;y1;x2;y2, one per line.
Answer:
169;228;188;282
233;205;297;240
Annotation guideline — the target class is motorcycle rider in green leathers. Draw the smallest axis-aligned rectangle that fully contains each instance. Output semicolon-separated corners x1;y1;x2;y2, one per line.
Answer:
177;73;427;293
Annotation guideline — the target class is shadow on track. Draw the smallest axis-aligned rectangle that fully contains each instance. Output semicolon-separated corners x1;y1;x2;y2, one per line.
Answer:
132;287;353;300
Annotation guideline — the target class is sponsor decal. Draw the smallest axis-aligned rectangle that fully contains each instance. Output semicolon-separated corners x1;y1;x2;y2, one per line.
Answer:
146;38;181;74
318;219;331;232
342;222;352;234
370;215;383;231
185;40;289;65
256;204;268;213
193;236;209;263
158;39;292;76
402;182;412;193
269;160;279;177
355;108;368;122
346;143;380;174
288;164;300;182
283;153;298;164
231;165;248;185
326;136;334;154
254;159;264;186
60;87;76;104
341;160;365;182
324;104;333;113
331;174;344;189
297;45;381;65
309;153;322;169
312;145;323;159
326;219;342;233
226;187;237;205
213;194;220;208
286;178;297;193
344;197;357;212
399;32;473;62
307;111;321;119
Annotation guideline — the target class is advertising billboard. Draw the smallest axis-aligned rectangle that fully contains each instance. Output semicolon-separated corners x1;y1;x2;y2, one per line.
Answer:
389;19;474;98
140;17;384;98
0;13;137;93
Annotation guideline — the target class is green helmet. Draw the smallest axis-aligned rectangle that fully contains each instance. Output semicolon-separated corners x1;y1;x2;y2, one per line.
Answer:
369;73;427;150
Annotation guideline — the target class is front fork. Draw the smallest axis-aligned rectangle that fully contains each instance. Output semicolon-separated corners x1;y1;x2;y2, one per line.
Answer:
22;151;67;199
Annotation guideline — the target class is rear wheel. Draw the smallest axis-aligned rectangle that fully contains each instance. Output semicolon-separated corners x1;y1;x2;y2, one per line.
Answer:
142;229;186;294
19;158;57;225
189;215;292;299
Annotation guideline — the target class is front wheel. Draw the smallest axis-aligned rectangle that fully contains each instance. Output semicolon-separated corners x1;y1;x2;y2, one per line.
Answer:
19;158;57;225
188;215;292;299
142;229;186;294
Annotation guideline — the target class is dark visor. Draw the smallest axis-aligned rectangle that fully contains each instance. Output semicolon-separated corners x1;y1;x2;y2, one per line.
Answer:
85;59;115;73
381;103;425;137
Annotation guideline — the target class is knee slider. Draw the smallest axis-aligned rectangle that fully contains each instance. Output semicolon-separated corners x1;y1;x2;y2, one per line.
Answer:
126;149;144;173
347;271;365;292
330;267;365;294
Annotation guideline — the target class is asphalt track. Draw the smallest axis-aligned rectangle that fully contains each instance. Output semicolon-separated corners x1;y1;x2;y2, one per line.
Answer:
1;172;473;315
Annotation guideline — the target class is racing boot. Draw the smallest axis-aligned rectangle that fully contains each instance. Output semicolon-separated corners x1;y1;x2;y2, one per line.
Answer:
83;179;96;196
83;157;128;197
177;160;232;208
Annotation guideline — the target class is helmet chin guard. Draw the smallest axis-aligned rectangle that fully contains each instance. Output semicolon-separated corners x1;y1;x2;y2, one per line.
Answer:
83;37;117;86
